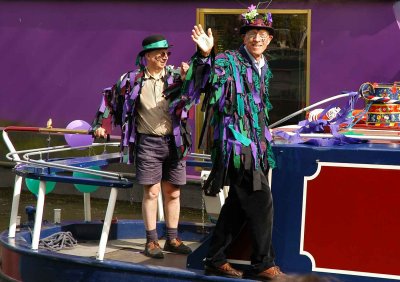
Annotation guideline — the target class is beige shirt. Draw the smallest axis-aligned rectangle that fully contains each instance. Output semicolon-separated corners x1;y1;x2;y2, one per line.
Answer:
136;68;172;136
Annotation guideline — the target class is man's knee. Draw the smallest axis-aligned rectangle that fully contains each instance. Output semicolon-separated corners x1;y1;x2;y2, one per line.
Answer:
143;184;161;200
165;189;181;201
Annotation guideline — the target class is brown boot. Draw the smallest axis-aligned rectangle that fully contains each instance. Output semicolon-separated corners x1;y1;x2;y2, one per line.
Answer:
253;266;286;281
204;262;243;279
143;241;164;259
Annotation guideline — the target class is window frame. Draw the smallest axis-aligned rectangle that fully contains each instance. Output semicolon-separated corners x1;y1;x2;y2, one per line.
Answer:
194;8;312;153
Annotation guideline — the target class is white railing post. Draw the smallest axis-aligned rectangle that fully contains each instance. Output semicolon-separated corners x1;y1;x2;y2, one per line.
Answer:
97;187;118;261
8;175;22;238
31;180;46;250
84;193;91;222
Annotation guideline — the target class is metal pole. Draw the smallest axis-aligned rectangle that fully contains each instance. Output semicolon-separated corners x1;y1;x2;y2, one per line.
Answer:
32;180;46;250
97;188;118;261
8;175;22;238
84;193;91;222
269;92;358;129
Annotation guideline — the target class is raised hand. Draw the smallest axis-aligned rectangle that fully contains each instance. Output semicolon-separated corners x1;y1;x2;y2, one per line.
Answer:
191;24;214;57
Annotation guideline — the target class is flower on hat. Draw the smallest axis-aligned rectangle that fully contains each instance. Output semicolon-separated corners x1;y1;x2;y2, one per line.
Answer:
241;3;273;27
265;12;273;27
242;4;259;24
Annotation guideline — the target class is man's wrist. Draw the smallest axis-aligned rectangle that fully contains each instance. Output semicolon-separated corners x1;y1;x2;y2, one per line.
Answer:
200;51;210;57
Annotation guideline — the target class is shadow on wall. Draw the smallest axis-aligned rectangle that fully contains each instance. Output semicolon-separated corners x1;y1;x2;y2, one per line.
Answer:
394;1;400;29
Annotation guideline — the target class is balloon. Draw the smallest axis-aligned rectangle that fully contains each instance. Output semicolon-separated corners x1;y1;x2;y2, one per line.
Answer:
25;177;56;195
73;166;101;193
65;120;94;148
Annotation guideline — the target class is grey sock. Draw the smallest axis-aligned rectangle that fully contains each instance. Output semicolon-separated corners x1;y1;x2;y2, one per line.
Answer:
146;229;158;242
166;227;178;241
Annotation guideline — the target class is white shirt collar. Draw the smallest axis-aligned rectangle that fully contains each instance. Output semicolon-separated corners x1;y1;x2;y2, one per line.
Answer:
244;46;265;76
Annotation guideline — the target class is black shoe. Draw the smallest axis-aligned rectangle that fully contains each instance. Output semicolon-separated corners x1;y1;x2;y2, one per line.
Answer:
163;238;192;254
144;241;164;259
204;262;243;279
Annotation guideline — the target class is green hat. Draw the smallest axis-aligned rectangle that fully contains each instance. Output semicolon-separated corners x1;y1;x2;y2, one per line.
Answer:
136;34;172;66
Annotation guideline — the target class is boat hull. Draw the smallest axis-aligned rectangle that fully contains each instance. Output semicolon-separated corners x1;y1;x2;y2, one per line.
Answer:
0;220;233;282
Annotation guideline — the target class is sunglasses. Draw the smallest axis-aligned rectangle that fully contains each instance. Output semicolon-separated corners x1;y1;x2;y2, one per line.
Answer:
154;51;171;59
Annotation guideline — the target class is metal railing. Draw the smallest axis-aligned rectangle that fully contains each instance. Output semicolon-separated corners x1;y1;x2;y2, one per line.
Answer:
2;125;212;261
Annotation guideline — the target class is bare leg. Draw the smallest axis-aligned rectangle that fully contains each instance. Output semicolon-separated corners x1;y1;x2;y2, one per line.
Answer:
161;180;180;228
142;183;161;231
161;181;192;254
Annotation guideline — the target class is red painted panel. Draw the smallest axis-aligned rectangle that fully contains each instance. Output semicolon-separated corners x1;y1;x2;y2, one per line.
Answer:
0;244;21;281
304;165;400;276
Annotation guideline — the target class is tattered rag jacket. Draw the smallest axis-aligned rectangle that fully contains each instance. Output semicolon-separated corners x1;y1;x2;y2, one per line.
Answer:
92;66;192;163
169;45;276;195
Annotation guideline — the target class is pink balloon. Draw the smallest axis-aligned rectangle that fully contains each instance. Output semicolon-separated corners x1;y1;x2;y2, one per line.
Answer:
65;120;94;147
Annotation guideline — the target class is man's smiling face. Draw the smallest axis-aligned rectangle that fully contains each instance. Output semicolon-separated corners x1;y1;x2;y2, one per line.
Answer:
243;29;273;60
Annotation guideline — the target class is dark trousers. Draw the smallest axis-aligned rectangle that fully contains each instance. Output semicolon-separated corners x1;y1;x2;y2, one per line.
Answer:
206;165;275;273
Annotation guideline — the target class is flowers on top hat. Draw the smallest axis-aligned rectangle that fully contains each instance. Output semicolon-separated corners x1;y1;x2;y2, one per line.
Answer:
240;2;274;35
242;4;260;23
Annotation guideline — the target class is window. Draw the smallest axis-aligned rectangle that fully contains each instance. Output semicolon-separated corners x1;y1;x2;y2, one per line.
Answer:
195;8;311;151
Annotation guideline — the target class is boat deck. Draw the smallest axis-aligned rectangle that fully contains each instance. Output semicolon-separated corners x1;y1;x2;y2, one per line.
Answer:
59;238;202;268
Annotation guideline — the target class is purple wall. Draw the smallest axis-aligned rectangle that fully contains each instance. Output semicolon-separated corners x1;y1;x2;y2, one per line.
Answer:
1;0;399;128
309;1;400;103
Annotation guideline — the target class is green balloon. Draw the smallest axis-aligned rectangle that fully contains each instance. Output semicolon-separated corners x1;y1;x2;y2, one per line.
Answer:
73;166;101;193
25;177;56;195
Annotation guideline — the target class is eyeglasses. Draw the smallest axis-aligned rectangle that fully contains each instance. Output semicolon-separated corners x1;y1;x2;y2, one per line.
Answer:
246;33;270;42
154;51;171;59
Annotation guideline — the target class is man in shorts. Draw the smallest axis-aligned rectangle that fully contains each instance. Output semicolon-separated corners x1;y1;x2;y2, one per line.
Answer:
92;34;192;259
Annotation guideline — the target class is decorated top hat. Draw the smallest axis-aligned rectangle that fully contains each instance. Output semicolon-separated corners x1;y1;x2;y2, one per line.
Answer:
240;4;274;36
136;34;172;66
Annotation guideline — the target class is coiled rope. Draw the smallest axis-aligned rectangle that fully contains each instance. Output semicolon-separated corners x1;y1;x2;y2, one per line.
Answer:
39;231;78;251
